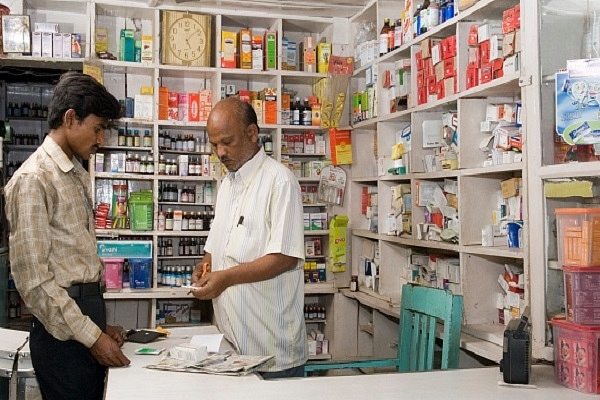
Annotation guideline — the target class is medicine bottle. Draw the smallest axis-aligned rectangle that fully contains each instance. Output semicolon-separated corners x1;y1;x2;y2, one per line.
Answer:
350;275;358;292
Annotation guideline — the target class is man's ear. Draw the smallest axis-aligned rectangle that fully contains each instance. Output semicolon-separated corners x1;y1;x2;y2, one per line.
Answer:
246;123;259;142
63;109;77;128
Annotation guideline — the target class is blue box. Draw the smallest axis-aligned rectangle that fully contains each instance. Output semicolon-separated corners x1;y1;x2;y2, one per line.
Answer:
128;258;151;289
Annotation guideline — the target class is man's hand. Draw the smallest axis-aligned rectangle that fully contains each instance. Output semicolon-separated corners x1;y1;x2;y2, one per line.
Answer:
191;270;230;300
90;332;131;367
106;325;126;347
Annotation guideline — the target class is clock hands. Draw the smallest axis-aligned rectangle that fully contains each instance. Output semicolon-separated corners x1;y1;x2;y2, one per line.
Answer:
184;29;200;50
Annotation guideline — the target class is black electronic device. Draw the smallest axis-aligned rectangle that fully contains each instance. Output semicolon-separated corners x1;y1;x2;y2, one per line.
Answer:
126;329;167;344
499;307;531;384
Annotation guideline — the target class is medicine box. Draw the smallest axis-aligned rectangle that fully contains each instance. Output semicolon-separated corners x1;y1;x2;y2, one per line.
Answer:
128;258;151;289
555;208;600;267
551;318;600;394
563;265;600;325
102;258;124;289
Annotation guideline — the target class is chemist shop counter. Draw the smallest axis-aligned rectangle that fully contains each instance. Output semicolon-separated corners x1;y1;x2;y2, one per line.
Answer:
106;326;589;400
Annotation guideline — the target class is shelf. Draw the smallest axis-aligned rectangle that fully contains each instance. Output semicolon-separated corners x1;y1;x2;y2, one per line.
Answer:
94;172;155;180
307;354;332;361
95;229;208;237
340;288;400;319
282;152;327;157
305;319;327;324
100;146;152;152
304;282;338;294
103;287;193;300
461;245;524;259
538;161;600;180
157;176;217;182
0;55;84;70
304;230;329;236
359;324;374;336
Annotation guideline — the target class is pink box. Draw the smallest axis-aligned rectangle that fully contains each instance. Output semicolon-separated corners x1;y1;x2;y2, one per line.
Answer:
103;258;124;289
552;318;600;394
563;265;600;325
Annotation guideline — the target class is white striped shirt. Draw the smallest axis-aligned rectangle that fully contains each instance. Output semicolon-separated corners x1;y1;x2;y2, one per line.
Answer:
205;148;307;371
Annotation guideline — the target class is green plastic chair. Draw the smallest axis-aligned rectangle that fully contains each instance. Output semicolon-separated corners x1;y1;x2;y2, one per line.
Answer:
304;284;464;376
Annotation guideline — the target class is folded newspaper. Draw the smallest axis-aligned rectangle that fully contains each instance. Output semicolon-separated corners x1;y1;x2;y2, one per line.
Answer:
146;351;274;376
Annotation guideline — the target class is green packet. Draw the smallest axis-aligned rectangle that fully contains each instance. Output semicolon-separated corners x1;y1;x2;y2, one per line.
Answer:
135;347;166;355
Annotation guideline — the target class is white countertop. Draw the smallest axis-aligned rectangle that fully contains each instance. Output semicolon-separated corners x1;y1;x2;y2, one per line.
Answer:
105;326;593;400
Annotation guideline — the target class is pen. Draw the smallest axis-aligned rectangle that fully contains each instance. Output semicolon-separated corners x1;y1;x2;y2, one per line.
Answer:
188;263;209;295
237;216;244;226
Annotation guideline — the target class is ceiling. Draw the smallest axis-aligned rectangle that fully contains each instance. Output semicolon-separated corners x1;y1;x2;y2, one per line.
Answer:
150;0;371;18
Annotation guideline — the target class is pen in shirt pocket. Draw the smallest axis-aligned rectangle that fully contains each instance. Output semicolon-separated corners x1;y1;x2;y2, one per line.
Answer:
237;216;244;226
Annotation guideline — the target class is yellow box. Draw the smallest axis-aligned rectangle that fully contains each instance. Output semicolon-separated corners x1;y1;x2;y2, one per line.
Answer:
500;177;521;198
238;28;252;69
140;86;154;95
317;42;332;73
141;35;153;62
221;30;237;68
95;28;108;53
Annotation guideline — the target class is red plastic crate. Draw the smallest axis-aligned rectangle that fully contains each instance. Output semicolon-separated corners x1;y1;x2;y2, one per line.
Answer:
551;318;600;394
563;265;600;325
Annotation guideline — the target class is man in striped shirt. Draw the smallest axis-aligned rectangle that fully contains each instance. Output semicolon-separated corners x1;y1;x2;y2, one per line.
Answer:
191;97;307;379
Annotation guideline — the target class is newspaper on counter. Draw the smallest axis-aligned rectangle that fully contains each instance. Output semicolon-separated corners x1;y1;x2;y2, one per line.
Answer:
145;350;274;376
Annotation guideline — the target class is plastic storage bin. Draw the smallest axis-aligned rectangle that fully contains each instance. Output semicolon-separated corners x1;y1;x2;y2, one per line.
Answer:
551;318;600;394
555;208;600;267
563;265;600;325
128;258;151;289
102;258;125;289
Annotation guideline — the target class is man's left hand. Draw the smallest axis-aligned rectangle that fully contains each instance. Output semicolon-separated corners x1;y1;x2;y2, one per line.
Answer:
106;325;126;347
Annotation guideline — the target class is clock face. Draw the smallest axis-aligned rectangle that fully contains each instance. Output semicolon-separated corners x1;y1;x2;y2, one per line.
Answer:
169;16;206;62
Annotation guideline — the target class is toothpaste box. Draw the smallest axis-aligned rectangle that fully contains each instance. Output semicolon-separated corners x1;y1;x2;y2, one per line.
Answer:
555;59;600;145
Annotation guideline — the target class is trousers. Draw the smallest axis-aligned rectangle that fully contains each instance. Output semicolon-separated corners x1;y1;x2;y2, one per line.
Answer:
29;292;107;400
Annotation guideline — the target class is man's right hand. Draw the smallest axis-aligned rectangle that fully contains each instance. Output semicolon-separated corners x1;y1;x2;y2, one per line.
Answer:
90;332;131;367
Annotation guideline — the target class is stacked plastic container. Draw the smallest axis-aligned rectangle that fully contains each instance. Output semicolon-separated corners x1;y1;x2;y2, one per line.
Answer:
552;208;600;394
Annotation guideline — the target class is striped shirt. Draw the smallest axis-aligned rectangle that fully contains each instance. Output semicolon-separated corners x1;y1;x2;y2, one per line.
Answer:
205;147;307;372
4;136;103;348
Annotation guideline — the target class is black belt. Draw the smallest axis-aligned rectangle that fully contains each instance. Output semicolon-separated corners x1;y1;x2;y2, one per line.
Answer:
65;282;104;298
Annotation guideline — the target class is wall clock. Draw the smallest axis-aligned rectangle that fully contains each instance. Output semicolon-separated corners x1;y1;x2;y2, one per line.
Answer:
161;10;211;67
2;14;30;53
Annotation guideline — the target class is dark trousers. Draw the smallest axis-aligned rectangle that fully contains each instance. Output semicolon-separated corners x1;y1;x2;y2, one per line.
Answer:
259;365;305;380
30;294;107;400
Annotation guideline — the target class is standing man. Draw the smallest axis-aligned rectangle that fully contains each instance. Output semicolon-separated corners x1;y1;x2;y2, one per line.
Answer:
191;97;307;379
5;72;130;400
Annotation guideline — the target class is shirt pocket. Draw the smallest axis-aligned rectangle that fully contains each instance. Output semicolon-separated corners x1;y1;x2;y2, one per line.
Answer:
224;223;260;265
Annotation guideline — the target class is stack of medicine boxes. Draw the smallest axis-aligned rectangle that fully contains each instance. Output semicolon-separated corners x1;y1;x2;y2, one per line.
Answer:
552;208;600;394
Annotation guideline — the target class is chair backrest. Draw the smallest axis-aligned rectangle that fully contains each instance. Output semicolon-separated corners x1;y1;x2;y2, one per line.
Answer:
397;284;463;372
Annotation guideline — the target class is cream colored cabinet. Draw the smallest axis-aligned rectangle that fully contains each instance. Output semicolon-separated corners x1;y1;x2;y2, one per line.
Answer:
345;0;525;363
524;0;600;361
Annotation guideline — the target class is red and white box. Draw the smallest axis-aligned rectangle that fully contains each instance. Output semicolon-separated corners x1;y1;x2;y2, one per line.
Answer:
551;318;600;394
